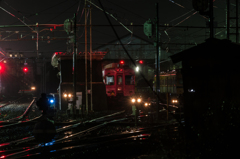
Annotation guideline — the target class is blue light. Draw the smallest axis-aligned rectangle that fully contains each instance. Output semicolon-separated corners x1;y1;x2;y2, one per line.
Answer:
50;99;54;103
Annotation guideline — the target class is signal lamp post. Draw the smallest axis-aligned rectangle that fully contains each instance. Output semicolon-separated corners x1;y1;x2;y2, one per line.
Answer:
131;97;142;127
63;93;73;115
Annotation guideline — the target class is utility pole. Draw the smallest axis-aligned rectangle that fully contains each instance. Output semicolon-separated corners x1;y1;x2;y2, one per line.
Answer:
155;3;160;121
226;0;230;40
85;0;88;114
143;3;161;121
226;0;239;42
209;0;214;38
36;22;39;58
73;13;77;117
90;1;93;112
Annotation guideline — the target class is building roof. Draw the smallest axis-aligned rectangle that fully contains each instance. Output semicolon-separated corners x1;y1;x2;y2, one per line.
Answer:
170;38;240;64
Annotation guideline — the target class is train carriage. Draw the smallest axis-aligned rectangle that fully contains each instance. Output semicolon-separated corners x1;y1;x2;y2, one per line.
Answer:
102;61;135;109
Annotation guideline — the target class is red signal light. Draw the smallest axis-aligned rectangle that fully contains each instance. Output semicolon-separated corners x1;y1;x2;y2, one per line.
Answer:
120;60;124;64
139;60;143;64
0;64;4;73
23;67;28;73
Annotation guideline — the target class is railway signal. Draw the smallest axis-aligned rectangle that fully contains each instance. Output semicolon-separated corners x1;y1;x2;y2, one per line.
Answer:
0;63;5;73
120;60;124;65
139;60;143;64
23;67;28;73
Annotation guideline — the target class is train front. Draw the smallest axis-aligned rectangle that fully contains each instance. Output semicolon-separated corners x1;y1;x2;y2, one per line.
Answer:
102;61;135;109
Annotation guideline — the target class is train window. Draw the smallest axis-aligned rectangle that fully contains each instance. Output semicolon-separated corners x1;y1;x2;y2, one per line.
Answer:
117;75;122;85
106;76;114;85
125;75;134;85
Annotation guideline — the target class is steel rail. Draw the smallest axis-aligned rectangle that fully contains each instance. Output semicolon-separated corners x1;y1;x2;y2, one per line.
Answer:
2;117;128;158
0;110;125;149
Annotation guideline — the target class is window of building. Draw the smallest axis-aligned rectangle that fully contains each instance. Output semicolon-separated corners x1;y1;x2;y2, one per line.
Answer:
106;76;114;85
125;75;134;85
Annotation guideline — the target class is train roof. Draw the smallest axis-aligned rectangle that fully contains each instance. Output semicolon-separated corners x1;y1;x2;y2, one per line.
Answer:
103;63;132;70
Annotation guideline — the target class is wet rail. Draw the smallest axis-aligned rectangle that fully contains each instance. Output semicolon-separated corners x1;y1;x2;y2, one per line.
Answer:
0;110;126;151
5;122;179;159
0;98;37;128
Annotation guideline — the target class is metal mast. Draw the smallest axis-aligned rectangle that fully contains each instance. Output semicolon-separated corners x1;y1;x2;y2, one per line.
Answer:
226;0;239;42
85;0;88;114
73;13;77;116
90;1;93;112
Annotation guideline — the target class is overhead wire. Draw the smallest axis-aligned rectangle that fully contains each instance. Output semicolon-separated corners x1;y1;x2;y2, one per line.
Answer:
168;0;185;8
168;9;195;24
105;0;147;21
9;0;70;25
165;11;198;31
78;10;89;40
98;0;183;125
45;1;79;23
86;0;133;34
3;1;33;24
76;0;82;16
0;6;34;31
97;0;154;95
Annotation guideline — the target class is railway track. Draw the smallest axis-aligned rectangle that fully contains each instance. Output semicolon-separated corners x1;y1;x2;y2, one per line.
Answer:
0;96;185;159
0;111;127;157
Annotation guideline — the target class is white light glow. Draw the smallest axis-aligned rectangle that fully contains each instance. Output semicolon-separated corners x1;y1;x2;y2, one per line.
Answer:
136;66;139;72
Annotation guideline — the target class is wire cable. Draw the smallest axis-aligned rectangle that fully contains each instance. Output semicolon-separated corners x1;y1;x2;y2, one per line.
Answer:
165;11;198;31
3;1;34;24
105;0;147;21
0;6;34;31
86;0;132;34
98;0;183;125
168;0;185;8
45;1;79;23
97;0;155;95
76;0;82;16
9;0;70;25
168;9;195;23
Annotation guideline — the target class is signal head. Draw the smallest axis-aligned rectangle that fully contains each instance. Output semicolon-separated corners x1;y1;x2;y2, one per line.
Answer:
50;99;54;104
23;67;28;73
120;60;124;64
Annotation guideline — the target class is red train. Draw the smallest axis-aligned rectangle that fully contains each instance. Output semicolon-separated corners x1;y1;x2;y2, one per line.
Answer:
102;61;135;108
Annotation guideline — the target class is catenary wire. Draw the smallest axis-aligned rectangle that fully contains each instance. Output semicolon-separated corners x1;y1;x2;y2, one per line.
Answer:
45;1;79;23
0;6;34;31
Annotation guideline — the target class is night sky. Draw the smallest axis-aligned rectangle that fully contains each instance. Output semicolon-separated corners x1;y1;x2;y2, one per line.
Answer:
0;0;231;59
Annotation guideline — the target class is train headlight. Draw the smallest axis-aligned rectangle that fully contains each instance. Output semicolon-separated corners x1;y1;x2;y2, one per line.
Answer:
31;86;36;90
63;93;67;98
144;103;148;107
68;94;72;98
131;98;136;103
137;98;141;103
172;100;178;103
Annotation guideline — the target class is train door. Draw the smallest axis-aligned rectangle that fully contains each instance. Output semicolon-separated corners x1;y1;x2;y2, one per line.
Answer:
117;74;123;95
124;74;135;96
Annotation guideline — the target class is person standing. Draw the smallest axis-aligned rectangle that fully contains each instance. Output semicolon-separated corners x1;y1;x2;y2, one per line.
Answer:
36;93;49;115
